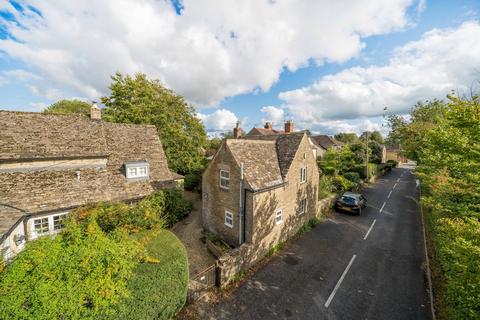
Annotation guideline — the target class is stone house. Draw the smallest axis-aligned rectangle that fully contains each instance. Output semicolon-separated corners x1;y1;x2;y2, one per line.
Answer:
0;105;180;261
311;135;343;151
386;144;407;163
202;130;319;252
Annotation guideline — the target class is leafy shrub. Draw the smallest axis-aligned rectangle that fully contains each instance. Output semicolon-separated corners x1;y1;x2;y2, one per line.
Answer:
184;171;202;192
386;159;398;168
321;166;336;175
343;172;361;183
0;217;139;320
116;230;188;320
298;218;319;235
318;175;334;199
332;175;355;192
161;189;193;227
351;163;377;180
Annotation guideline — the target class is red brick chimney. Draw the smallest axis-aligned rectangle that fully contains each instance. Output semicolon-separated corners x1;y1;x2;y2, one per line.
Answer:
233;122;243;139
284;120;294;133
264;122;273;130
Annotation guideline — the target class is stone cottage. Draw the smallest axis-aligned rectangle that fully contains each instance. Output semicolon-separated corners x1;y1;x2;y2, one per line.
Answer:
202;130;319;251
0;105;180;260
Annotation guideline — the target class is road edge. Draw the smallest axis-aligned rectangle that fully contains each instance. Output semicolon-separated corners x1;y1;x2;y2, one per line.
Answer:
418;183;436;320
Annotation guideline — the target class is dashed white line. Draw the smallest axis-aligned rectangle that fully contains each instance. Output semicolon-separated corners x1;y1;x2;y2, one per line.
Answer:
363;219;377;240
387;191;392;199
397;178;400;182
393;183;397;189
380;202;386;213
324;254;357;308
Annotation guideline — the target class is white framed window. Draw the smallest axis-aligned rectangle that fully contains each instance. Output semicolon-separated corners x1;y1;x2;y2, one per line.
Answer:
225;211;234;228
300;167;307;183
53;214;67;231
125;161;149;179
220;170;230;189
299;198;307;214
275;209;283;225
33;217;49;235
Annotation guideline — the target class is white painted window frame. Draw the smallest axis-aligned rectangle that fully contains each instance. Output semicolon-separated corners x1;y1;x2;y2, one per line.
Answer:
225;211;234;228
31;212;69;239
275;209;283;225
125;162;149;180
219;170;230;190
299;198;307;214
300;167;307;183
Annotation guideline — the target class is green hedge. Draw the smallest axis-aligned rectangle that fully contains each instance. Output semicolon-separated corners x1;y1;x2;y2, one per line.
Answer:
343;172;361;183
116;230;189;320
425;210;480;319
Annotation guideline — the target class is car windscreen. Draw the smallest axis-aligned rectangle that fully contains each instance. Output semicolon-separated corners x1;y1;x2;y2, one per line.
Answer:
341;196;356;205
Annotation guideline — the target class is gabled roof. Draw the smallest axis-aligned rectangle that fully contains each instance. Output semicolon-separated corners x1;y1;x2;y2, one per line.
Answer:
225;132;306;191
311;135;342;149
246;127;285;136
0;111;175;239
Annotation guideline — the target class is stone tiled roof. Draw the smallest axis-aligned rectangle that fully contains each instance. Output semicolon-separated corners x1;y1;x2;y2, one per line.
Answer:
0;111;174;239
226;132;306;190
311;135;342;149
0;206;25;241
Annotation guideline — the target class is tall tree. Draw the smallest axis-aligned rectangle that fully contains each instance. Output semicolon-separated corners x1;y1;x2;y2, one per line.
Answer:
43;99;91;115
334;133;359;144
360;130;384;145
101;73;207;174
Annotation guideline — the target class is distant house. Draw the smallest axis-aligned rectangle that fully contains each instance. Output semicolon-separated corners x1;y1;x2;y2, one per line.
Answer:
385;144;406;163
202;129;319;249
310;135;343;151
0;104;181;261
380;145;387;163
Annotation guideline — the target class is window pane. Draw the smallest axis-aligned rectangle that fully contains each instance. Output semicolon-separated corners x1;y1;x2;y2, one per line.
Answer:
139;167;147;176
34;218;49;234
53;214;67;231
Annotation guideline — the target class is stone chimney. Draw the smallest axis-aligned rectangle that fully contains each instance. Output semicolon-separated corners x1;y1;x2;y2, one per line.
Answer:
90;101;101;120
284;120;294;133
264;122;273;130
233;121;243;139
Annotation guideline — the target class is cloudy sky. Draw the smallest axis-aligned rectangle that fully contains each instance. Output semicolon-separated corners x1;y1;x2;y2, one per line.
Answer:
1;0;479;135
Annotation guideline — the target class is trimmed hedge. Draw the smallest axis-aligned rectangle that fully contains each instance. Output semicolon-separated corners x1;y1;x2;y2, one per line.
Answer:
343;172;361;183
116;229;189;320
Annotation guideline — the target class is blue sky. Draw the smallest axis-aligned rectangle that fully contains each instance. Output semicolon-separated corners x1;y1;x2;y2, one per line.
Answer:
1;0;479;135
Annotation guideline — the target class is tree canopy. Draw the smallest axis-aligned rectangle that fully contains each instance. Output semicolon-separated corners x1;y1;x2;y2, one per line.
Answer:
359;130;384;145
334;132;359;144
101;73;207;174
43;99;92;116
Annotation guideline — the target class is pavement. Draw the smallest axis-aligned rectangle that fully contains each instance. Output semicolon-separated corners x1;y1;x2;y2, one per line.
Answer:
201;165;431;320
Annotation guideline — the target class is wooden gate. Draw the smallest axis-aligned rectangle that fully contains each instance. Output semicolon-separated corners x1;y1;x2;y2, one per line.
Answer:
188;264;218;302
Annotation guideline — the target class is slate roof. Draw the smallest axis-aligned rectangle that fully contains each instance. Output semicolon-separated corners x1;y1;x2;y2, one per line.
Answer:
311;135;342;149
0;111;175;240
225;132;306;190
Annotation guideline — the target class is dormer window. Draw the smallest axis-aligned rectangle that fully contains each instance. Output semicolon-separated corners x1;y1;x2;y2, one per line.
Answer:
125;161;149;180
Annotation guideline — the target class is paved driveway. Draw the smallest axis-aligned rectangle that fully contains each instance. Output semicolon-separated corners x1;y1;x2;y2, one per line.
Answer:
201;166;431;320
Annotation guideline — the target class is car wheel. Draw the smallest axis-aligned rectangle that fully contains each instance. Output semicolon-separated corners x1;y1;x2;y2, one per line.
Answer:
357;207;362;216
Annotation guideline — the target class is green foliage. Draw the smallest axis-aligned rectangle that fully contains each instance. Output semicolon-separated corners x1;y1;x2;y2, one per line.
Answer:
386;159;398;168
334;132;359;144
0;217;139;320
161;189;193;227
318;175;334;199
320;166;336;175
116;230;189;320
101;73;207;174
360;130;384;144
332;175;355;192
43;99;92;116
390;93;480;318
343;172;361;183
184;171;202;191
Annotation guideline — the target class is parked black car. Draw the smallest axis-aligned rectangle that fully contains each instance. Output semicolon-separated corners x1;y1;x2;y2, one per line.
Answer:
334;192;367;215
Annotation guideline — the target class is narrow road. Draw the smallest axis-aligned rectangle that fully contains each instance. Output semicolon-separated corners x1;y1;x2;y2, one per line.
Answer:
202;165;431;320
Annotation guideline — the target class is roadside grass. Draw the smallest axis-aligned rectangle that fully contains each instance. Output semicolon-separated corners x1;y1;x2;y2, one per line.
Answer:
424;208;480;320
116;229;189;320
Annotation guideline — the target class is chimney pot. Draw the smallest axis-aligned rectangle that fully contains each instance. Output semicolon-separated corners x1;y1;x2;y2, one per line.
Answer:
233;121;242;139
284;120;294;133
264;122;273;130
90;101;101;120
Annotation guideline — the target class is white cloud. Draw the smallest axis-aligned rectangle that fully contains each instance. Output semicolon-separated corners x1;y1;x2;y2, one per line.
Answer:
279;21;480;133
197;109;238;132
0;0;417;106
2;69;40;81
260;106;284;125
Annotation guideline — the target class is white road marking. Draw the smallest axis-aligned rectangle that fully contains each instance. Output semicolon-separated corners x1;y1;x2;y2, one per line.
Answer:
393;183;397;189
324;254;357;308
380;202;386;213
363;219;377;240
387;191;392;199
397;178;400;182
